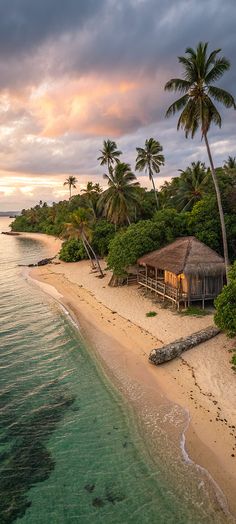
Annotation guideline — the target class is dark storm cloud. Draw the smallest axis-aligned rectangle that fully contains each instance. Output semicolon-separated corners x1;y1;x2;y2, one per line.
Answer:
0;0;235;88
0;0;105;56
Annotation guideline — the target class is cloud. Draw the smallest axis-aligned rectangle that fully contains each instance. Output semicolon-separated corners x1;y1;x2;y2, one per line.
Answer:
0;0;235;210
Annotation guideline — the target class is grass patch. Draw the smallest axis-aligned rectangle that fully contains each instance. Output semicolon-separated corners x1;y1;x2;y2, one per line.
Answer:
146;311;157;318
180;306;209;317
231;352;236;372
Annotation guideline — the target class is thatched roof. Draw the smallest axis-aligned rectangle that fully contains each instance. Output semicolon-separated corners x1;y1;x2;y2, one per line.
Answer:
138;237;225;277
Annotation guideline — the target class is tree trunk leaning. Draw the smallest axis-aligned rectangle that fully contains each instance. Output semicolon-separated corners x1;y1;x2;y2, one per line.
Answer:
204;133;229;283
81;233;96;269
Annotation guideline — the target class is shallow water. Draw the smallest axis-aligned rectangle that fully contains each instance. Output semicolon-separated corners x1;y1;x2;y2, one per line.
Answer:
0;218;232;523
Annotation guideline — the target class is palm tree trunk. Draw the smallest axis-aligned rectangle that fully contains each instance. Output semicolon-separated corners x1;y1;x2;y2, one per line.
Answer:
69;185;72;199
204;133;229;283
81;233;96;269
150;169;159;210
83;235;104;278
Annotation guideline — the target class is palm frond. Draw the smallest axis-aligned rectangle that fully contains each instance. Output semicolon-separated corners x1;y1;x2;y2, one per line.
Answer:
205;58;231;83
208;86;236;108
165;94;189;117
164;78;191;93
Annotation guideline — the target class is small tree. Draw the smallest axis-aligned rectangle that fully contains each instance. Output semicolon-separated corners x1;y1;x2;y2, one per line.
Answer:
135;138;165;209
64;176;78;199
63;209;104;277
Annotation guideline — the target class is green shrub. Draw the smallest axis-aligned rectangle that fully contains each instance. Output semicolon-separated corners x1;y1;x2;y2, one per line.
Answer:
231;353;236;370
92;220;116;257
59;239;87;262
214;262;236;337
146;311;157;317
153;208;189;241
107;220;165;276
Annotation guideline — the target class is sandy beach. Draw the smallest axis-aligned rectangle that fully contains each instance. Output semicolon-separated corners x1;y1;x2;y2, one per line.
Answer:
24;232;236;518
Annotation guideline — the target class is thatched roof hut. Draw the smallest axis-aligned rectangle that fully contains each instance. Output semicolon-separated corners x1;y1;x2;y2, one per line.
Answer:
137;237;225;308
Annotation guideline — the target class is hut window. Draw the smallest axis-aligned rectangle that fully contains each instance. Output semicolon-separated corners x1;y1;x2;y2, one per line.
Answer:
147;267;155;278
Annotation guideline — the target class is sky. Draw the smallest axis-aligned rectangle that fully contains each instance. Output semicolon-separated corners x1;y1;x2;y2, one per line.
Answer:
0;0;235;211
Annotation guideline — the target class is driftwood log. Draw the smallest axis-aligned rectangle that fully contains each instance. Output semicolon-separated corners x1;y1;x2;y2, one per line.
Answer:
18;256;56;268
149;326;220;365
2;231;20;236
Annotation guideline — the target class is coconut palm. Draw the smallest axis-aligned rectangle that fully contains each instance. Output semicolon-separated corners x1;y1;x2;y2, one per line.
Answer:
99;162;140;225
224;156;236;171
176;161;210;211
98;139;122;175
135;138;165;209
81;181;103;217
63;209;104;277
165;42;236;280
63;176;78;199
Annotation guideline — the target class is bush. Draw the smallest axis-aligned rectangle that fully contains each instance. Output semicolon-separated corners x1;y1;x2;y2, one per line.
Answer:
231;353;236;370
107;220;166;276
107;210;189;277
188;196;236;261
146;311;157;317
214;262;236;337
59;239;87;262
153;208;189;241
92;220;116;257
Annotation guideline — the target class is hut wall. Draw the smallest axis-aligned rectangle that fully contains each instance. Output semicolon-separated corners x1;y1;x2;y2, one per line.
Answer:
164;271;178;289
189;276;203;296
189;275;224;297
178;273;188;293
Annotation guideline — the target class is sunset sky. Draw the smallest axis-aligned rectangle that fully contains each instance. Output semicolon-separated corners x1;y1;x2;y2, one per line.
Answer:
1;0;235;211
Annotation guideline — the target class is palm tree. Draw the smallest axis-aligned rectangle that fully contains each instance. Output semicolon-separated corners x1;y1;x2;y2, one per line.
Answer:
176;161;210;211
165;42;236;280
98;139;122;175
64;176;78;199
99;162;140;225
81;182;103;218
63;209;104;277
224;156;236;171
135;138;165;209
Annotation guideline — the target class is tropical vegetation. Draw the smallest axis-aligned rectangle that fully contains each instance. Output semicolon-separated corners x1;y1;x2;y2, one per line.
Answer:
215;262;236;337
10;41;236;336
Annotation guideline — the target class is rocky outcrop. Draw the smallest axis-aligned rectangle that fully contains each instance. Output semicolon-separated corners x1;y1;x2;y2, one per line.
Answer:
149;326;220;365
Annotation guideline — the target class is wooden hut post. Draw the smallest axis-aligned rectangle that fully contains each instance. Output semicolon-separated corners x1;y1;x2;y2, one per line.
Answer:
202;277;206;310
155;267;157;291
187;276;191;307
145;265;147;285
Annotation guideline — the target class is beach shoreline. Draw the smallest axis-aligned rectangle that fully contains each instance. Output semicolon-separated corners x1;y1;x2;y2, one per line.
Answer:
22;232;236;518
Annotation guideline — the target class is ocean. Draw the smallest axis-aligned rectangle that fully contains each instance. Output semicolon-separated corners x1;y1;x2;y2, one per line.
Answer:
0;217;232;523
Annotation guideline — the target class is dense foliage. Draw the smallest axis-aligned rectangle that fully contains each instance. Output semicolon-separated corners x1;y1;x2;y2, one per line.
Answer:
11;164;236;271
107;209;188;276
59;239;87;262
214;263;236;337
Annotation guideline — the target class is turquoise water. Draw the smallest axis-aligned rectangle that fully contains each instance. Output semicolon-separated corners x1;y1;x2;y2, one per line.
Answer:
0;218;232;523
